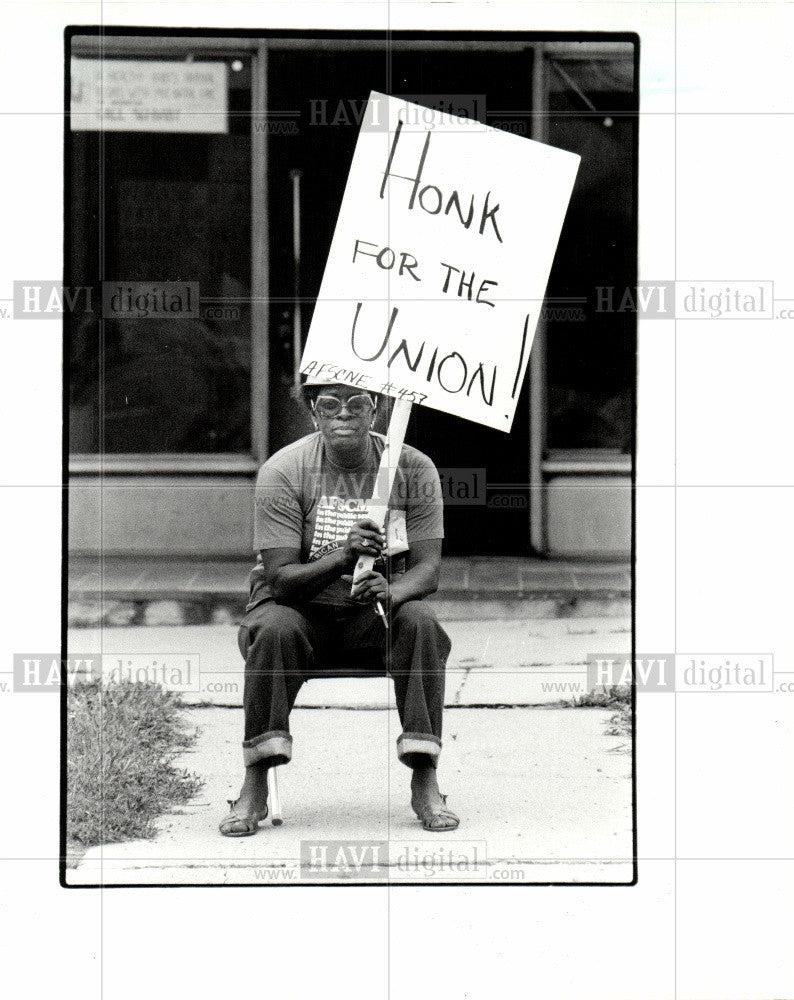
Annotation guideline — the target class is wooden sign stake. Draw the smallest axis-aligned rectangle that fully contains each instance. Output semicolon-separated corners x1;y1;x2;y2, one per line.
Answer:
351;397;413;621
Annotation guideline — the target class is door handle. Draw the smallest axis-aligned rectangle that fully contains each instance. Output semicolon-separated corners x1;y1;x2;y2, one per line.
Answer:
289;168;303;389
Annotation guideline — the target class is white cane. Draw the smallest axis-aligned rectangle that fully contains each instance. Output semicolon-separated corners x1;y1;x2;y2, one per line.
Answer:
267;767;283;826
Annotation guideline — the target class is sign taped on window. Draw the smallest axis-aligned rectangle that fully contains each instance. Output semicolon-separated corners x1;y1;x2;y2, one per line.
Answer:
70;58;228;133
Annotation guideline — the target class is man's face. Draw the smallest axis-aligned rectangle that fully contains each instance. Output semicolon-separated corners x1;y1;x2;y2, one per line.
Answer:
312;384;375;449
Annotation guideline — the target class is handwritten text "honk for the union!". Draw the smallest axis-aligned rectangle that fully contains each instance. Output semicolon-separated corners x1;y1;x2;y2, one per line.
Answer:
341;120;529;409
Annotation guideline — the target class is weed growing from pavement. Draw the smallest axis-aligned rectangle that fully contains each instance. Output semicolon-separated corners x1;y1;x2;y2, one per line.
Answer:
567;684;632;751
67;680;203;847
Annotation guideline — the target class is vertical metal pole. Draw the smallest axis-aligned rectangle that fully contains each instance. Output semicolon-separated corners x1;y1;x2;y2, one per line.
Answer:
290;168;303;390
250;43;270;464
529;43;549;556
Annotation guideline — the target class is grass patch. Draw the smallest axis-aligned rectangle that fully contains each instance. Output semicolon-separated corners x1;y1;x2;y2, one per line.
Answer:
67;680;203;848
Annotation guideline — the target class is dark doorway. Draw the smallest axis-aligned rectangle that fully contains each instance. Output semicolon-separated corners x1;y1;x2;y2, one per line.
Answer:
267;43;534;555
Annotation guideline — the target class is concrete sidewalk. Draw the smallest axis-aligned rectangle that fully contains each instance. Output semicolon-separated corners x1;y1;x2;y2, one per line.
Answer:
67;615;631;707
66;612;633;885
68;705;633;886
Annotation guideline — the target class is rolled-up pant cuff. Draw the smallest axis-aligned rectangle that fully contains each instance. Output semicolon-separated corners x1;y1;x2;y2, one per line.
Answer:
243;730;292;766
396;732;442;768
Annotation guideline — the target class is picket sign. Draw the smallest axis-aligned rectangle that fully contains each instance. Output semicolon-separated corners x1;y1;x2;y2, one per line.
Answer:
297;92;580;594
300;91;580;431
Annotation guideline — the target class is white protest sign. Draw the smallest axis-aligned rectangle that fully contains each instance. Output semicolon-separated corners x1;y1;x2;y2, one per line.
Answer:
300;91;580;432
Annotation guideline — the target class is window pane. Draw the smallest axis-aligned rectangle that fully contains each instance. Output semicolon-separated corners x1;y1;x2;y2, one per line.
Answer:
68;55;252;454
545;58;636;452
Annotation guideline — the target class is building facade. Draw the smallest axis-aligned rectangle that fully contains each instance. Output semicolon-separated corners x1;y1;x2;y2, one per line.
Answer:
67;31;636;561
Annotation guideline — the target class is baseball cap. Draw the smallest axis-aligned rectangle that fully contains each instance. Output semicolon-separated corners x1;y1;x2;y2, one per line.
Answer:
303;372;343;387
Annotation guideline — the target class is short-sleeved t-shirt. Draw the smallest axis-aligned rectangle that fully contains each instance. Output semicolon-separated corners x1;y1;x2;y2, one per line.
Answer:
246;431;444;610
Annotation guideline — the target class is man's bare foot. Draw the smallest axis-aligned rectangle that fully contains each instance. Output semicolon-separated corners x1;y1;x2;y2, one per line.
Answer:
234;761;270;814
411;766;460;831
219;762;270;836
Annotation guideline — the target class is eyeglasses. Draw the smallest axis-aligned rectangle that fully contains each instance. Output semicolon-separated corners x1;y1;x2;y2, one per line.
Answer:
313;394;375;418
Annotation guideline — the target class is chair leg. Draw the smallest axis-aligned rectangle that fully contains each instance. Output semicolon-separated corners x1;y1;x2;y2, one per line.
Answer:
267;766;283;826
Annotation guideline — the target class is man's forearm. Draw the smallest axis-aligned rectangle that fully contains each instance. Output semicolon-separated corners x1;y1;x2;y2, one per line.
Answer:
388;562;440;609
270;548;350;603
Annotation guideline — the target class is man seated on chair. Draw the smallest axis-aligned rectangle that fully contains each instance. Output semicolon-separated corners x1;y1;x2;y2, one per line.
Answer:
219;374;459;836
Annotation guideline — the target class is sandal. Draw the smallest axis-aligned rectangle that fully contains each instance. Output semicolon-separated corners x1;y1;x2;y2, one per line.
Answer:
219;798;269;837
412;793;460;832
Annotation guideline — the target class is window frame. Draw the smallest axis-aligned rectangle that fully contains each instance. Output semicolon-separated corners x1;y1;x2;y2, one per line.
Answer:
67;35;269;474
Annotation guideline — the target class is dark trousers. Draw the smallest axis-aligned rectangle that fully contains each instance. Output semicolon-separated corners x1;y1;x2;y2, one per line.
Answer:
238;599;451;769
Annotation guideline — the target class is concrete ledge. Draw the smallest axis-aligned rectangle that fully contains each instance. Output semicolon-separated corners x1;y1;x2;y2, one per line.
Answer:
68;556;632;626
68;594;631;628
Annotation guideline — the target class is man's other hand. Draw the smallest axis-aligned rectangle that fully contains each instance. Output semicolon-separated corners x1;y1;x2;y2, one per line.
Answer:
341;517;385;567
342;570;391;606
